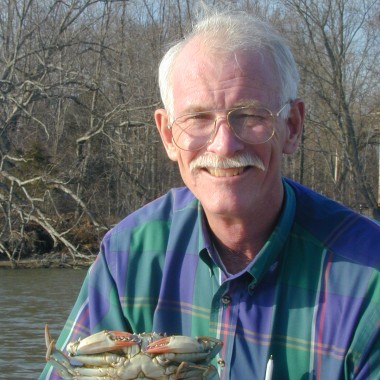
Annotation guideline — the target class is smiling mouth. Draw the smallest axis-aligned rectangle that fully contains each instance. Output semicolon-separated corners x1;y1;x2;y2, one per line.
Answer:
206;166;247;177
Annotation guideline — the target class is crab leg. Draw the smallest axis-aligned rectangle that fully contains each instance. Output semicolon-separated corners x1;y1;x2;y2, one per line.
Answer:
67;330;142;356
45;332;75;379
45;325;71;368
175;362;220;379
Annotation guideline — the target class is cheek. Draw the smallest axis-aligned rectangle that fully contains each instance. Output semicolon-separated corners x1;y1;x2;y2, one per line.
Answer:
267;129;286;153
176;152;196;179
247;144;270;165
273;125;290;153
251;141;282;172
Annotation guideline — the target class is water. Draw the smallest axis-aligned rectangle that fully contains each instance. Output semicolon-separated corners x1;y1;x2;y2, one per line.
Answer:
0;268;87;379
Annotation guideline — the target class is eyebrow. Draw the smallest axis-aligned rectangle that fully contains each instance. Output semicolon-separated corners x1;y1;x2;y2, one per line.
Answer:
231;99;263;108
180;100;264;115
181;106;209;114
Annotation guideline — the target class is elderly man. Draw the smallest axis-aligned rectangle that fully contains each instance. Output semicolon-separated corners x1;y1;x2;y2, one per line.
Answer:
41;10;380;380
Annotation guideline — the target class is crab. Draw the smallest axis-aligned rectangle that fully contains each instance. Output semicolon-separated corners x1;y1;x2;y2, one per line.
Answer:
44;325;223;379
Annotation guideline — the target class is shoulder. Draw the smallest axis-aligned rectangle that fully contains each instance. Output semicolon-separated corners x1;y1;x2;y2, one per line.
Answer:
285;178;380;268
101;187;197;249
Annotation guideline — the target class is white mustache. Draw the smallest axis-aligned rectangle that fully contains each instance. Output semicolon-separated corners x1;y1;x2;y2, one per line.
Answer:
189;153;265;172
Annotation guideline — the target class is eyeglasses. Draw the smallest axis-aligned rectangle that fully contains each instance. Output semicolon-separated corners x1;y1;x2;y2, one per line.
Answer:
168;102;290;151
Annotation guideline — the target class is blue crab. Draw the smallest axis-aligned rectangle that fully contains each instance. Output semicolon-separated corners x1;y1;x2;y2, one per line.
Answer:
44;325;222;379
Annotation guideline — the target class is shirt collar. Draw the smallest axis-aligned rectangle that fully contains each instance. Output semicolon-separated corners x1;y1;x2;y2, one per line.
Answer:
198;203;218;275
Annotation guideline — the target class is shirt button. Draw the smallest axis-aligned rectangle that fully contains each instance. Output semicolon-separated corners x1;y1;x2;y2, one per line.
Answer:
221;295;231;305
218;358;226;367
248;283;256;295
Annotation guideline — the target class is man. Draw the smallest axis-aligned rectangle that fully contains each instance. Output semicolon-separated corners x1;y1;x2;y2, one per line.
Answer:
41;10;380;380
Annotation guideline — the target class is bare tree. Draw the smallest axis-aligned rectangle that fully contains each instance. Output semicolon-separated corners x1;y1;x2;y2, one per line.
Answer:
0;0;171;265
280;0;380;216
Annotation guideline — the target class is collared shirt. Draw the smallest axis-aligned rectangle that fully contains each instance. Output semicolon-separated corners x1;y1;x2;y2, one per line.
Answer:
40;179;380;380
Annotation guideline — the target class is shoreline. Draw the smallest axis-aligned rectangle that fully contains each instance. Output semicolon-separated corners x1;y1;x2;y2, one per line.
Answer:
0;254;94;269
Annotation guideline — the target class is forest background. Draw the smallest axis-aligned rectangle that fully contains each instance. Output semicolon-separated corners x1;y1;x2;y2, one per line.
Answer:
0;0;379;267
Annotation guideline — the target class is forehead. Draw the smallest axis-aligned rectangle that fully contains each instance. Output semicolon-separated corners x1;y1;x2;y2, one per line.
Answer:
171;38;280;113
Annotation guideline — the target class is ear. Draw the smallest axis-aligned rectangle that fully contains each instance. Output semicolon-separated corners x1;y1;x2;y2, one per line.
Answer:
154;108;178;161
282;99;305;154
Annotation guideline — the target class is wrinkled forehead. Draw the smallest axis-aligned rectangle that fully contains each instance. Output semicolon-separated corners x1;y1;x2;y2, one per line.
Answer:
173;36;279;84
170;37;280;111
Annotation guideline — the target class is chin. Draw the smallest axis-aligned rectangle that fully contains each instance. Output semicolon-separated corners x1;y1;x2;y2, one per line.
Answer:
200;195;249;217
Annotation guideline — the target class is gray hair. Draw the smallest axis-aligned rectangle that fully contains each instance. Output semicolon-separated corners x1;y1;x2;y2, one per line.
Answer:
158;11;299;117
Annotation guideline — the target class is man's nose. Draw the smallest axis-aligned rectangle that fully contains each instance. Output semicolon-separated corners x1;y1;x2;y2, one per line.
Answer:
206;117;245;156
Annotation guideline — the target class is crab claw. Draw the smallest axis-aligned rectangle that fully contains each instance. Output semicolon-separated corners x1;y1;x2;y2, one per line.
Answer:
145;336;223;371
145;335;222;355
44;324;53;350
67;330;142;356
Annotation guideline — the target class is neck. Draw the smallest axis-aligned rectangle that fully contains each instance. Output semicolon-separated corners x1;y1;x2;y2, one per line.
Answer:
210;222;269;274
213;238;256;274
206;190;284;274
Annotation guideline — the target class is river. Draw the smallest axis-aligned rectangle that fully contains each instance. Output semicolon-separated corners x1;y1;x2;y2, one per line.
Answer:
0;268;87;379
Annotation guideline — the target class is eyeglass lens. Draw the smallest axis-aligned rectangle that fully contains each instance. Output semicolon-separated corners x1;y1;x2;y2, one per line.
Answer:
171;107;275;151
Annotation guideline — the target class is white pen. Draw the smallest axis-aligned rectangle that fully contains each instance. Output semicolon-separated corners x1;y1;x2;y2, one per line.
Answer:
265;355;273;380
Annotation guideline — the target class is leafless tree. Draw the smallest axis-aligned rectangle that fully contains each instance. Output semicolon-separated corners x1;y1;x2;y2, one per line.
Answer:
0;0;180;265
279;0;380;216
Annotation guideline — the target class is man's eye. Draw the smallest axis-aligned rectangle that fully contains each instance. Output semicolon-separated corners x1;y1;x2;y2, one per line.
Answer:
247;114;266;120
241;113;259;118
181;113;212;123
190;114;206;120
193;113;214;120
235;113;263;121
234;108;269;120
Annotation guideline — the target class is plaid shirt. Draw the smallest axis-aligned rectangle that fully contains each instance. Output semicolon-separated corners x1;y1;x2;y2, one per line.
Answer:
40;179;380;380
